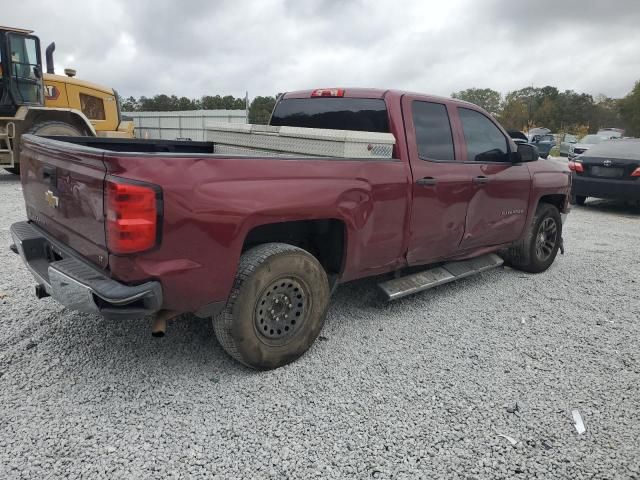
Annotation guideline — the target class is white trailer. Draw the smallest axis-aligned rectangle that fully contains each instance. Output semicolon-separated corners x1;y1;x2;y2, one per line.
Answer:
123;110;247;141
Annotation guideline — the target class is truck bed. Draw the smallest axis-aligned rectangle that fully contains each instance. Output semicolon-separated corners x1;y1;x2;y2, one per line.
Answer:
19;133;406;315
43;136;218;154
47;122;396;159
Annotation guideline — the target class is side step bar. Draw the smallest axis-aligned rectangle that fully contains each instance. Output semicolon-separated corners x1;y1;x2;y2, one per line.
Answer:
378;253;504;301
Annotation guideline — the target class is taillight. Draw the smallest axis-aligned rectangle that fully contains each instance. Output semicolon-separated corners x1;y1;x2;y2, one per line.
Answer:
632;167;640;177
568;161;584;173
311;88;345;97
106;178;161;254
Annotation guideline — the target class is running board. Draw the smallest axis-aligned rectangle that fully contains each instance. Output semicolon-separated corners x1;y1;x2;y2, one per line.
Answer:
378;253;504;301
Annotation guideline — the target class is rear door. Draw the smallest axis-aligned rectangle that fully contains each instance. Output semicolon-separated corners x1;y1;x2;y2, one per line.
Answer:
453;107;531;249
20;135;109;268
402;95;476;265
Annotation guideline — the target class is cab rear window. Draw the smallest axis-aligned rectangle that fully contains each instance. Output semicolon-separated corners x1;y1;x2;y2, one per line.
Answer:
270;98;390;133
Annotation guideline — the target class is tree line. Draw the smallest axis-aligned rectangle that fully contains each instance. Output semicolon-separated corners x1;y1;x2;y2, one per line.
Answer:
120;80;640;135
452;80;640;136
120;94;278;124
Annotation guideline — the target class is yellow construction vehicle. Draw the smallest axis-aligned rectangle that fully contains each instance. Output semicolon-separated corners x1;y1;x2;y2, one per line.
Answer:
0;26;134;174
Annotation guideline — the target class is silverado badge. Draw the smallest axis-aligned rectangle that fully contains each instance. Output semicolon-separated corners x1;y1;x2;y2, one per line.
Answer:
45;190;59;208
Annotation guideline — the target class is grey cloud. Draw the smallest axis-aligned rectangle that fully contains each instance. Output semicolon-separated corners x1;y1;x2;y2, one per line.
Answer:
4;0;640;100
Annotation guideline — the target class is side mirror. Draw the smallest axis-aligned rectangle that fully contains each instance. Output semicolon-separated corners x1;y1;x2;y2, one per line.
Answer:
513;143;539;162
33;66;42;79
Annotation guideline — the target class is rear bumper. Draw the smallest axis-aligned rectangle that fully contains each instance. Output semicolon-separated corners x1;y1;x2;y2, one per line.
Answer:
10;221;162;320
572;175;640;200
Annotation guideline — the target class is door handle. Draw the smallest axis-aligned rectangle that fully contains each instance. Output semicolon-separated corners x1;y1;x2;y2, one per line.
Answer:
472;176;489;185
416;177;437;186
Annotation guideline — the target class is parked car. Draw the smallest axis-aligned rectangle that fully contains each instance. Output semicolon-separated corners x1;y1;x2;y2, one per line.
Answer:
10;87;571;370
527;127;550;140
569;138;640;205
507;130;528;143
559;133;578;157
530;133;556;159
568;134;611;159
597;128;624;139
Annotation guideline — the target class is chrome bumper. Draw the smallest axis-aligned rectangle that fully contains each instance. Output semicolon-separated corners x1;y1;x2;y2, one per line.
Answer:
10;221;162;320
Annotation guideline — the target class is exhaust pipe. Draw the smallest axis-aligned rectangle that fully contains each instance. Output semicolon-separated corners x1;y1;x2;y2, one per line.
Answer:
45;42;55;74
151;310;178;337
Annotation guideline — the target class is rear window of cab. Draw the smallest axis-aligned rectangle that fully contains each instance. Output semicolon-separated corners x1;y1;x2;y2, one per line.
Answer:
270;98;390;133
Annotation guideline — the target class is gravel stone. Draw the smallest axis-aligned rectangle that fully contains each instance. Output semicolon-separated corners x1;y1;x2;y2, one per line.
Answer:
1;169;639;478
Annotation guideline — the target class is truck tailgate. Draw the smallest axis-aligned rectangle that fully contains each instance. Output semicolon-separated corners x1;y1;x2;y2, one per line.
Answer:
20;135;109;268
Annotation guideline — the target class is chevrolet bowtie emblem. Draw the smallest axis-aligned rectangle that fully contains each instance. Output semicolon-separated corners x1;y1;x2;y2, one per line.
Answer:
45;190;59;208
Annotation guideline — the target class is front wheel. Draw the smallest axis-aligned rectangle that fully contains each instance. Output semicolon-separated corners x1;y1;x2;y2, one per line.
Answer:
213;243;330;370
500;203;562;273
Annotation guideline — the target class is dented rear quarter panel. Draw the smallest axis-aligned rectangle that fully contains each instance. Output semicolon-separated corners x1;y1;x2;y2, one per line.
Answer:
105;154;409;312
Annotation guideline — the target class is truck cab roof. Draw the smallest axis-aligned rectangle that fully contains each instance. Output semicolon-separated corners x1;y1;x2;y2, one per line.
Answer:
281;88;478;108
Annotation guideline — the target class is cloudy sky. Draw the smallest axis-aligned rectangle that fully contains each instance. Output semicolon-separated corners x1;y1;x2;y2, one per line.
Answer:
6;0;640;100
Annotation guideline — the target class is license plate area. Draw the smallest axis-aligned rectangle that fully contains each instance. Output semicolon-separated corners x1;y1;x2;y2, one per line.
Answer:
590;166;624;178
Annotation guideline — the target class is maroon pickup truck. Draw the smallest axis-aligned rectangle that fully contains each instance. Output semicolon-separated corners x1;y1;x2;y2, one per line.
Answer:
10;88;570;369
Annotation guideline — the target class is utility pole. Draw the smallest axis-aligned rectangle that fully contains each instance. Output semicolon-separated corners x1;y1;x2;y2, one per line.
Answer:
245;91;250;124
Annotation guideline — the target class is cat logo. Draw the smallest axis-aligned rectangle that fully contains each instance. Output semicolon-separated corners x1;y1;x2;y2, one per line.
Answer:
44;84;60;101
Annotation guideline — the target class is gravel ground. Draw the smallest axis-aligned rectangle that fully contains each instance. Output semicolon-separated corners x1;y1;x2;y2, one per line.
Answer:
1;169;639;479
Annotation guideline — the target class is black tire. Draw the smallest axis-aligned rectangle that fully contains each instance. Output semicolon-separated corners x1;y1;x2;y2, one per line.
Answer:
500;203;562;273
541;153;549;159
213;243;330;370
4;121;84;175
570;195;587;206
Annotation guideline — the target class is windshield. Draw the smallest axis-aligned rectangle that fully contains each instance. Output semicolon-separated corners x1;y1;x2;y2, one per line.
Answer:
580;135;606;144
270;97;390;133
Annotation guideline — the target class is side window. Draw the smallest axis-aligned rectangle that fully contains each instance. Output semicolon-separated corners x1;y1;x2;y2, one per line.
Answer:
80;93;106;120
412;101;455;161
458;108;509;162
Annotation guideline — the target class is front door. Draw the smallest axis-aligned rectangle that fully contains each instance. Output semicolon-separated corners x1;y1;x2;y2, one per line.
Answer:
453;107;531;249
6;33;43;105
402;96;476;265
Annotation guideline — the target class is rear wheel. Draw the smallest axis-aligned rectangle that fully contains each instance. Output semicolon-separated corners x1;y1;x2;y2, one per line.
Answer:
570;195;587;206
4;121;84;175
500;203;562;273
213;243;330;370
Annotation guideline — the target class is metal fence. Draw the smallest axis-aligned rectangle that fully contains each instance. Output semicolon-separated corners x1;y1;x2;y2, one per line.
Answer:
122;110;247;141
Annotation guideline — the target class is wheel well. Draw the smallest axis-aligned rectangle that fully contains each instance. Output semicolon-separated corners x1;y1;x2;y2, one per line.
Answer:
23;110;95;136
243;219;346;275
539;194;567;213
